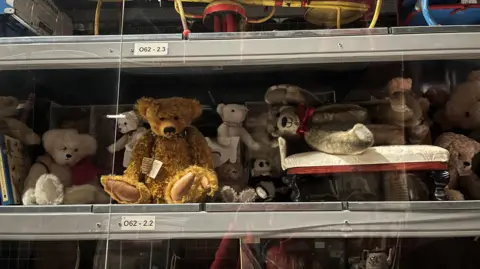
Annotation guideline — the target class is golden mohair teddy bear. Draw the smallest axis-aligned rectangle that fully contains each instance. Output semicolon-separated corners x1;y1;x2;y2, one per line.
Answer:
101;97;218;204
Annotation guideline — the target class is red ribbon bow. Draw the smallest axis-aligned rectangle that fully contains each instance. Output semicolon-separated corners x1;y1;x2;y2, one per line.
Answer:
296;103;314;136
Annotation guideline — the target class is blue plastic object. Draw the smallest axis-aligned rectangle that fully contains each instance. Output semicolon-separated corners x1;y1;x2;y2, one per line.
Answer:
406;5;480;26
421;0;438;25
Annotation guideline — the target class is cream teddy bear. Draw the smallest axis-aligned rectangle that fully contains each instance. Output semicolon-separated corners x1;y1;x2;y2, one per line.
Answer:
216;103;261;151
22;129;109;205
107;111;147;168
0;96;40;145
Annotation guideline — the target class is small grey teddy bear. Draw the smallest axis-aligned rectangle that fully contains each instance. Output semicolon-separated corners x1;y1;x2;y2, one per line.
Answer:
215;161;257;203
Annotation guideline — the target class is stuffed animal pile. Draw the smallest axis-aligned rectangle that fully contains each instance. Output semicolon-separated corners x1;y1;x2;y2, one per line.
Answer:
13;70;480;205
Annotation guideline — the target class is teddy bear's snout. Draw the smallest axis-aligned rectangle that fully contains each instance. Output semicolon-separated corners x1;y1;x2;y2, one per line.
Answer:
66;154;72;159
464;161;471;167
163;126;176;135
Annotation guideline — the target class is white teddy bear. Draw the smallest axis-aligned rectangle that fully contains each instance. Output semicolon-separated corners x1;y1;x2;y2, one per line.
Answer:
0;96;40;145
22;129;109;205
107;111;147;168
216;103;261;151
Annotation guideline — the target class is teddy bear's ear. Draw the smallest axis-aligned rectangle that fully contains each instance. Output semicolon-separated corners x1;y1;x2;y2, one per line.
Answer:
188;99;203;120
136;97;155;120
79;134;97;156
42;129;66;154
216;104;225;116
467;70;480;82
279;106;291;112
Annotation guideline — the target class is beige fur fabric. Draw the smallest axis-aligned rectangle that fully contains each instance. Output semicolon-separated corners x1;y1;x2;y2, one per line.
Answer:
435;132;480;199
443;70;480;130
0;96;40;145
107;110;147;168
22;129;108;205
217;103;261;151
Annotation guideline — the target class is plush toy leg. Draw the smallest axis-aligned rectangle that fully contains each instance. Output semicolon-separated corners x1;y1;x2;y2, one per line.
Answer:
22;188;37;205
220;186;239;202
305;124;374;155
238;188;257;202
101;175;152;204
35;174;64;205
164;166;219;204
63;185;98;204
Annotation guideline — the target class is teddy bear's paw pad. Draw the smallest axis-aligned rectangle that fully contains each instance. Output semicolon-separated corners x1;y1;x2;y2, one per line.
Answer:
171;172;196;202
35;174;64;205
200;176;211;190
220;186;238;202
239;188;257;203
104;180;140;203
256;186;268;200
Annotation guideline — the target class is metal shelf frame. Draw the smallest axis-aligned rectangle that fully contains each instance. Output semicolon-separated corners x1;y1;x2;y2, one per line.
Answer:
0;201;479;240
0;26;480;71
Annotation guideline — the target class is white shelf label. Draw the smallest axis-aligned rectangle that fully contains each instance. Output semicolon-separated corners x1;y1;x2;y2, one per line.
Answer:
120;216;156;230
133;43;169;56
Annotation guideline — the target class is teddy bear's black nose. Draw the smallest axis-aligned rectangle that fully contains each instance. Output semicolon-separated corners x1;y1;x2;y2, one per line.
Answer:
281;117;288;127
164;127;176;134
66;154;72;159
464;161;471;167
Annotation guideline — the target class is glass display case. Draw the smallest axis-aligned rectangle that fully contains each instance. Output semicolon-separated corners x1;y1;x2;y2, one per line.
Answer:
1;1;480;269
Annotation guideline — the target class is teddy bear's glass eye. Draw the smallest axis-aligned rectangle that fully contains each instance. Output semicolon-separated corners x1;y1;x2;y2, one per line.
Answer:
466;112;470;118
63;147;67;151
124;122;127;125
74;148;78;152
231;109;235;112
173;116;179;120
276;112;280;117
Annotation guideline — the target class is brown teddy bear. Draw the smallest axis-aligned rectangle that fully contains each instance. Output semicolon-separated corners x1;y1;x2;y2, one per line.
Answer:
435;132;480;200
101;97;218;204
366;77;431;145
435;70;480;131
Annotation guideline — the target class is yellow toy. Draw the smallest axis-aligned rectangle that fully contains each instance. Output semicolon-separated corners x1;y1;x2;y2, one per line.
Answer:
101;97;218;204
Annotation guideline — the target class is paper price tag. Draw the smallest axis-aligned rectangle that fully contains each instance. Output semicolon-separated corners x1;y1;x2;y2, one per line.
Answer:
120;216;156;231
148;160;163;178
134;43;169;56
